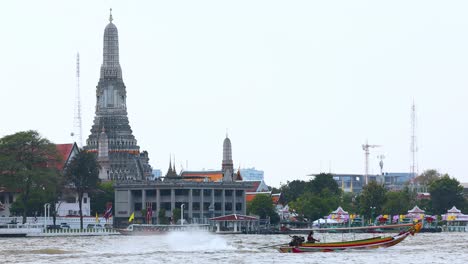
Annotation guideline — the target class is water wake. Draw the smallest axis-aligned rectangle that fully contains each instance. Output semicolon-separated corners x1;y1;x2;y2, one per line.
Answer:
164;231;235;251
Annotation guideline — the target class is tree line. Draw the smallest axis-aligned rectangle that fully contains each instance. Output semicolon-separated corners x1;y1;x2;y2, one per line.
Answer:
248;171;467;224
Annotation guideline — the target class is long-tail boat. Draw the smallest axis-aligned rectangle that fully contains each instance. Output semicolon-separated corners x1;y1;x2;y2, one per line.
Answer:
277;222;422;253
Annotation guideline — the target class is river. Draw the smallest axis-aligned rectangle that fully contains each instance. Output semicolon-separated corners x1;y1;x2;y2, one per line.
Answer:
1;231;467;264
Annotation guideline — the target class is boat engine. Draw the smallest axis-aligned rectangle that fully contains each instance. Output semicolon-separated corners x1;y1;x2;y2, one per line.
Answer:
289;235;305;247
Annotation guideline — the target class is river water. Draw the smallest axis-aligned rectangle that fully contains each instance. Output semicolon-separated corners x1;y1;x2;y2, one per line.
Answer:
1;231;467;264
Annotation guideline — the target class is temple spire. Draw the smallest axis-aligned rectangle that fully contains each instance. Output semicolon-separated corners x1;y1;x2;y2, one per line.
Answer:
100;9;122;79
109;8;113;23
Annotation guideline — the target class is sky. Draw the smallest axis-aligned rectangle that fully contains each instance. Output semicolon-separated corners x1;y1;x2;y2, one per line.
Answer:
1;1;467;187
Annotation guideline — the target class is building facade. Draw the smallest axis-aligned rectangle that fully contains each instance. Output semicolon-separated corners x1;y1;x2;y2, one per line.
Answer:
114;180;253;227
114;135;253;226
85;12;152;181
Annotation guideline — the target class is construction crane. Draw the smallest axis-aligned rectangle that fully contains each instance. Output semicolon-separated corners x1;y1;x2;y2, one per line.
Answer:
362;141;380;185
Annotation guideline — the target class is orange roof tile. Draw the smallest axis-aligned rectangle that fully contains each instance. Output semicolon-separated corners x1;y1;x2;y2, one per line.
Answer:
55;144;74;170
181;171;223;182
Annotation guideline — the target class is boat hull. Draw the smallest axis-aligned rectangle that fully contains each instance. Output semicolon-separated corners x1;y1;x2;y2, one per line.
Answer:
279;229;413;253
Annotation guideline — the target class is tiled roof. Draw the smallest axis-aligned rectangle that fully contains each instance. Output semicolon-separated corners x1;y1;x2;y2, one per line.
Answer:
245;181;261;192
55;144;75;170
180;171;223;182
210;214;258;221
245;191;272;202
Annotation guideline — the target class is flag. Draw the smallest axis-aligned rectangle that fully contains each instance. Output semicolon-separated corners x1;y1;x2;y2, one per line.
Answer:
96;212;99;223
146;202;153;224
104;203;113;220
129;212;135;222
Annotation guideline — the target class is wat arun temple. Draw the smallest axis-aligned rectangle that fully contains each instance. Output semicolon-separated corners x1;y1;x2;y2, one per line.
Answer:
85;12;152;181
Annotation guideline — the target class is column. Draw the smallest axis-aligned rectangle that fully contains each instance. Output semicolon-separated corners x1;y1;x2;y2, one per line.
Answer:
142;189;146;209
171;189;175;217
242;190;246;215
156;189;160;224
221;189;226;216
128;190;132;215
200;188;204;220
232;189;236;214
188;189;193;220
211;188;215;217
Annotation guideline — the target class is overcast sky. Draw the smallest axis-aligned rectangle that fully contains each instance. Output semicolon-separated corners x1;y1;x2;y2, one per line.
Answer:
1;1;467;187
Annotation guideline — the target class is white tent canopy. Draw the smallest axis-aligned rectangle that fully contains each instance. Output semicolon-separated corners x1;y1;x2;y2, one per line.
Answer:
313;218;339;225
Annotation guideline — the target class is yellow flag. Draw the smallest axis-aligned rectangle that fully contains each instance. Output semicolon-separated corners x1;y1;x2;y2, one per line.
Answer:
129;212;135;222
96;212;99;223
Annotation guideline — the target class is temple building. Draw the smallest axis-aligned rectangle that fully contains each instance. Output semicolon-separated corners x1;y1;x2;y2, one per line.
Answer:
85;11;153;181
114;135;252;227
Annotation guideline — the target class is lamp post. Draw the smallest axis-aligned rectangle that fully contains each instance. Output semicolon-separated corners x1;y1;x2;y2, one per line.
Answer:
181;204;185;225
44;203;50;229
370;206;376;225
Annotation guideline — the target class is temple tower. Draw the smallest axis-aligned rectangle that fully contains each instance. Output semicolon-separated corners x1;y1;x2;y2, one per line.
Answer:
222;135;234;182
85;10;152;180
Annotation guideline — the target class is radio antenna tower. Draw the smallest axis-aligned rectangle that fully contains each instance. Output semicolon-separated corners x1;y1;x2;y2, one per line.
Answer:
73;52;83;148
410;101;418;179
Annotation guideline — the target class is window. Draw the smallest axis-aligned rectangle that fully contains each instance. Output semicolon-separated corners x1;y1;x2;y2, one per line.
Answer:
134;202;142;211
160;190;171;196
161;202;171;211
203;189;211;196
83;197;87;204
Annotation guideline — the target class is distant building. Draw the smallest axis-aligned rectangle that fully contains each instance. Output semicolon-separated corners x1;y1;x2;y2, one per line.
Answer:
240;168;264;181
383;172;415;191
151;169;162;179
461;183;468;199
309;172;415;193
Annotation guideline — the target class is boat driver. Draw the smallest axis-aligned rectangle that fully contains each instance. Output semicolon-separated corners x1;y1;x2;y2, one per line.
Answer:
307;231;320;243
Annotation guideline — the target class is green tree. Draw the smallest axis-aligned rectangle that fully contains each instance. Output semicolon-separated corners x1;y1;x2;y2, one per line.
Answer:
286;174;342;221
247;194;280;224
309;173;341;196
279;180;307;203
341;192;358;214
383;191;412;215
90;181;114;216
172;208;181;224
0;130;61;224
429;175;465;214
64;151;100;229
358;181;387;219
158;208;168;224
289;190;339;221
414;169;441;186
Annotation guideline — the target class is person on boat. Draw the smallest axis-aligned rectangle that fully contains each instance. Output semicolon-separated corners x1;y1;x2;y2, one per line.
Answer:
307;231;320;243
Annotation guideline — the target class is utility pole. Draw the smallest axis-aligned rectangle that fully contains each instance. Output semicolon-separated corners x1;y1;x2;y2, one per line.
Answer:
362;141;380;185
